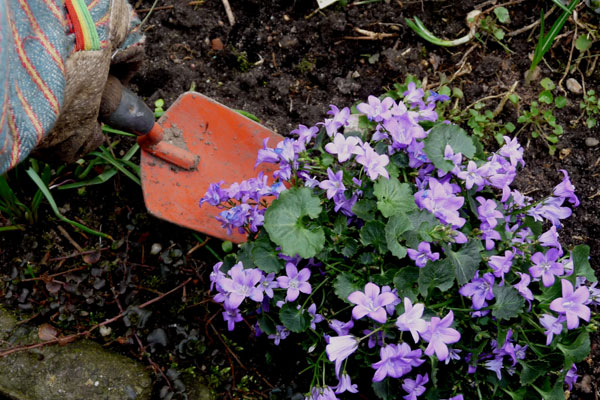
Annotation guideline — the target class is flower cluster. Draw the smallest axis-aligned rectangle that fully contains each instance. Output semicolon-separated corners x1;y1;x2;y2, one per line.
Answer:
202;81;597;399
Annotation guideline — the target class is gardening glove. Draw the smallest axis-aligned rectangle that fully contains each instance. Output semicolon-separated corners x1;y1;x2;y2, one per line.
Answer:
0;0;145;174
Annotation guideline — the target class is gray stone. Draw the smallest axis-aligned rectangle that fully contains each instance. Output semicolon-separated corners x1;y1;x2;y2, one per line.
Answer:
585;137;599;147
183;376;213;400
0;309;152;400
566;78;583;94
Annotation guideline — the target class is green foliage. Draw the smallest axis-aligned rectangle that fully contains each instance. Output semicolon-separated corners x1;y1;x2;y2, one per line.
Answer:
516;78;565;155
580;89;599;128
528;0;580;80
263;187;325;258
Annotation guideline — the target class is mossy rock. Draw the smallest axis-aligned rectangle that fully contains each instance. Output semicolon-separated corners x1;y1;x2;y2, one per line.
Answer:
0;309;152;400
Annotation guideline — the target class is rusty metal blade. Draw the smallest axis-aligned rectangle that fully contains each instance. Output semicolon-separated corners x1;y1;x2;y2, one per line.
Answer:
140;92;283;243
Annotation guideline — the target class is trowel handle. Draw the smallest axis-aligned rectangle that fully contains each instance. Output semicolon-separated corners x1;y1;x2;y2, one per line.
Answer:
99;76;199;170
99;75;155;135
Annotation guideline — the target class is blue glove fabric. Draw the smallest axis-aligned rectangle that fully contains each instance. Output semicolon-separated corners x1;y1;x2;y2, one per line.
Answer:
0;0;142;174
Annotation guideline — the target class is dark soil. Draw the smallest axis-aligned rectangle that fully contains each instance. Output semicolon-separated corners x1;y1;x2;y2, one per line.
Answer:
1;0;599;398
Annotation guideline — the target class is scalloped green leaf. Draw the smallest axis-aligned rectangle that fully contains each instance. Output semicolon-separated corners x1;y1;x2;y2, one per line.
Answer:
572;244;597;283
264;187;325;258
423;124;476;172
447;240;483;285
418;260;455;297
279;303;309;333
385;213;413;259
333;272;361;303
492;284;524;320
373;178;416;217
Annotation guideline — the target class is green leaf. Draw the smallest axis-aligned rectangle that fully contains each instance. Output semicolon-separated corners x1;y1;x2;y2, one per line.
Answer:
538;90;553;104
540;77;555;90
572;244;597;282
418;260;455;297
519;360;548;385
333;272;361;303
279;303;309;333
557;331;590;364
360;220;388;253
575;34;593;52
251;237;284;274
352;199;377;221
494;6;510;23
373;178;416;217
258;315;276;335
264;187;325;258
554;96;567;109
341;238;359;258
372;380;394;400
447;240;483;285
491;284;524;320
423;124;476;173
393;267;419;302
385;214;413;259
533;380;568;400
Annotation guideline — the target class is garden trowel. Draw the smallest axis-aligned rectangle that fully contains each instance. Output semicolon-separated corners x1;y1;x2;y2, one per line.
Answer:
100;76;283;243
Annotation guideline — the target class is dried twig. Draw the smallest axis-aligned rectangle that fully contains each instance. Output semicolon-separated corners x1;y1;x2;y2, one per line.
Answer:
57;225;83;252
344;28;397;40
20;265;88;283
221;0;235;26
0;278;191;358
48;247;109;262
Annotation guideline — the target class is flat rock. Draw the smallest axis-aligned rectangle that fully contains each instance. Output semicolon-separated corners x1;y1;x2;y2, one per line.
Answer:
585;137;599;147
0;309;152;400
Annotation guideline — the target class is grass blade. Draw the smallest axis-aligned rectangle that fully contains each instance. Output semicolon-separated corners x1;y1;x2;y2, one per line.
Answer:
26;168;112;239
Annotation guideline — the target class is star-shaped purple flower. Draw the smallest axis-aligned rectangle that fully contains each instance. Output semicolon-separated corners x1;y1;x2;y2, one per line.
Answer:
549;279;590;329
528;248;564;287
420;311;461;361
325;133;362;163
276;263;312;302
348;282;397;323
319;168;346;199
354;143;390;181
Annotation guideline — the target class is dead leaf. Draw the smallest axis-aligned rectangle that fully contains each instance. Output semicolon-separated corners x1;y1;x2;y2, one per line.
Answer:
83;251;101;264
38;323;58;341
559;148;571;160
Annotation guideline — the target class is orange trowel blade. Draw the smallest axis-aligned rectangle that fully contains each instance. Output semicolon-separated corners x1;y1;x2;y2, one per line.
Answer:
140;92;283;243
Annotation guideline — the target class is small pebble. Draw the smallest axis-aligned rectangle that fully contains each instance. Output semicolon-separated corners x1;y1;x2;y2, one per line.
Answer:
585;137;599;147
150;243;162;255
211;38;224;51
566;78;582;94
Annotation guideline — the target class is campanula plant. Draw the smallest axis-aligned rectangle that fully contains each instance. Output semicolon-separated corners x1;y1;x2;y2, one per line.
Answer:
200;82;597;399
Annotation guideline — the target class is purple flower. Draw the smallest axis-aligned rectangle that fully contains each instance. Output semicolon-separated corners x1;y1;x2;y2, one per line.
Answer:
329;319;354;336
326;335;359;377
540;314;565;345
268;325;290;345
210;262;225;292
396;297;428;343
384;113;426;149
442;396;464;400
305;386;339;400
222;307;243;331
277;263;312;302
456;161;485;190
348;282;397;323
291;124;318;146
443;144;462;167
480;222;501;250
415;178;465;228
514;272;533;302
356;95;395;122
402;373;429;400
421;311;461;361
484;357;504;380
217;262;263;309
319;168;346;199
528;196;572;227
476;197;503;228
334;373;358;394
488;250;513;282
307;303;324;329
200;180;226;206
322;105;350;137
539;225;561;251
259;272;278;298
403;82;425;105
407;242;440;268
354;143;390;181
372;343;424;381
498;136;524;167
553;169;579;207
217;204;251;235
528;249;564;287
381;285;401;315
549;279;590;329
459;272;495;310
325;133;362;162
565;364;578;390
